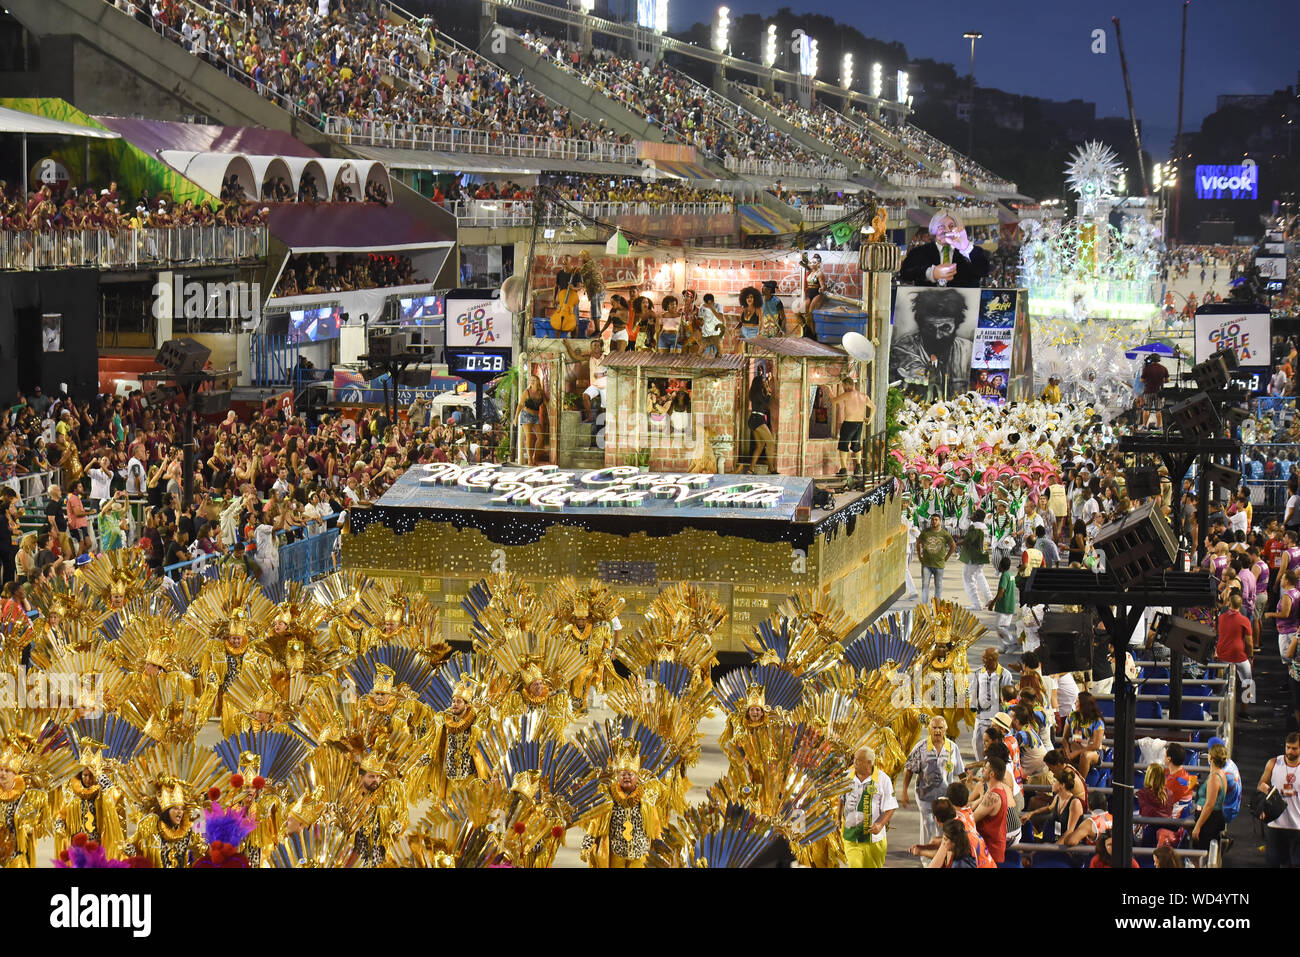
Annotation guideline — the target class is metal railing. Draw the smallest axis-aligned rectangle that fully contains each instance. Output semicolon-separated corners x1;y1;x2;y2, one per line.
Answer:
724;155;848;181
1;468;63;506
278;527;341;586
104;0;324;124
323;116;636;163
0;226;267;272
1242;442;1300;514
448;198;737;228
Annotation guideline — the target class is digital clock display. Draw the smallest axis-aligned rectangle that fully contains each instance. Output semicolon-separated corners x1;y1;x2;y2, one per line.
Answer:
446;348;512;382
454;353;506;373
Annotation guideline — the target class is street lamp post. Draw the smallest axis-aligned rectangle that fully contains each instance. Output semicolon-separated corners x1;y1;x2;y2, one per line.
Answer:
963;31;982;159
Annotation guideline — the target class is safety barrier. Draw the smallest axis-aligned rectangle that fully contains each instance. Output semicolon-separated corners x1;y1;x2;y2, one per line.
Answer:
0;226;267;272
323;117;637;164
449;198;739;228
1241;442;1299;515
277;528;341;586
724;155;849;181
3;467;63;505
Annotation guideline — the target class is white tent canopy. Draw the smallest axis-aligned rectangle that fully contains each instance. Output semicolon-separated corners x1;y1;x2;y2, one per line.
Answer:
0;105;121;139
0;105;121;199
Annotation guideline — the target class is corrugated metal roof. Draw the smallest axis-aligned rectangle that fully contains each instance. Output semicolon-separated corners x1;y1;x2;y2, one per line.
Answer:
602;350;745;371
744;337;848;358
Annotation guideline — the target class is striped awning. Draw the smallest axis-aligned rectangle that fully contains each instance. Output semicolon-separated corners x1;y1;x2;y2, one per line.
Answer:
652;159;723;180
738;204;793;235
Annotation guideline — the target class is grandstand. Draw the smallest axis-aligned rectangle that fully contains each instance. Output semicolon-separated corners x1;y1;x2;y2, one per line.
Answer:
0;0;1024;396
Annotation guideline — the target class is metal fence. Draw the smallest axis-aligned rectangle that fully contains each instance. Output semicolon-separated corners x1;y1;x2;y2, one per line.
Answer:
2;467;63;506
448;198;738;227
1241;443;1300;514
323;117;637;164
277;528;341;586
0;226;267;272
724;155;849;181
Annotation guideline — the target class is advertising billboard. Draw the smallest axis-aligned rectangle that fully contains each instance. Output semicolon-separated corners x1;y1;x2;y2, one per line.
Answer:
445;291;513;348
1195;163;1259;200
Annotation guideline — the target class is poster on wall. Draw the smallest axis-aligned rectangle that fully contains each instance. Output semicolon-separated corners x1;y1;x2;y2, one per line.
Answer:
889;286;981;398
890;287;1026;401
41;313;63;352
445;290;513;348
969;290;1020;406
1255;256;1287;282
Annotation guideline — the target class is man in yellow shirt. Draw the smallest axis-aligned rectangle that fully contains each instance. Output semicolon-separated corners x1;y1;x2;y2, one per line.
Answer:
1041;376;1062;403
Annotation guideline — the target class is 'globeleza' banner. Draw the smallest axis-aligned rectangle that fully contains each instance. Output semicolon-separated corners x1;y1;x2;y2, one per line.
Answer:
1193;304;1271;394
1192;308;1270;369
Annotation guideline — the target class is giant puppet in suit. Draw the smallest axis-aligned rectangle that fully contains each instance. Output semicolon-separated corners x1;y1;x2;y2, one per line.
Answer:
899;210;990;289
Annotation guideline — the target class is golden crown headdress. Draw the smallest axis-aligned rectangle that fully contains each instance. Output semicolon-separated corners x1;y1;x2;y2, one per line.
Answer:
612;738;642;774
77;739;108;775
451;676;478;703
228;607;250;637
382;597;407;626
370;664;397;696
744;684;767;710
157;777;188;811
144;633;175;668
108;578;129;599
238;750;262;775
518;660;545;688
358;751;388;776
0;745;25;773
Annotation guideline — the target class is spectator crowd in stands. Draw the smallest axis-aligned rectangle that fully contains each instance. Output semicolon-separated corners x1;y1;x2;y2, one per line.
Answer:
275;251;421;297
1;383;506;591
2;181;267;233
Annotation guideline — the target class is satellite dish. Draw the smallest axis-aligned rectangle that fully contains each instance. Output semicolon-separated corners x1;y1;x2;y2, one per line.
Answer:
501;275;527;314
842;332;876;361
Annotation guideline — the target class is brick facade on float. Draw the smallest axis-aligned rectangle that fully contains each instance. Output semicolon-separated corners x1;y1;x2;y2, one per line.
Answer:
527;248;862;334
743;339;852;477
602;353;745;473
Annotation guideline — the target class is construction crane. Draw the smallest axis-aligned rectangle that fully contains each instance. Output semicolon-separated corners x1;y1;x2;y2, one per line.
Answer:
1111;16;1149;196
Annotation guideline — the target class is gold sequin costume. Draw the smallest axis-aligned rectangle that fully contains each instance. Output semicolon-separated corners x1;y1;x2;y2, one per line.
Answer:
53;740;129;860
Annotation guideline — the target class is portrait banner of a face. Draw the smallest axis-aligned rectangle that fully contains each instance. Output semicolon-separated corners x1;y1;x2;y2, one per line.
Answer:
889;286;981;395
41;313;63;353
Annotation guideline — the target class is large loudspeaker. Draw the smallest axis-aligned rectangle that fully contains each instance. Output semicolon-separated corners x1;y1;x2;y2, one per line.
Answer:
1211;347;1239;372
1167;392;1221;440
396;368;431;388
1150;612;1216;664
1093;500;1178;586
1123;466;1160;501
367;331;408;357
156;338;211;377
193;389;231;414
1190;355;1229;391
1039;612;1093;675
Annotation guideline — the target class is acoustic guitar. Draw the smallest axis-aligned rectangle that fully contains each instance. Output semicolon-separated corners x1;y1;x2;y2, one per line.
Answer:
550;285;579;334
